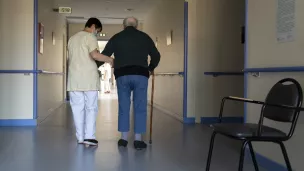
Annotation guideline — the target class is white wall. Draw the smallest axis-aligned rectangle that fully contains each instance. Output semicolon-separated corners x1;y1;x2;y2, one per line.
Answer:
37;0;66;121
188;0;245;121
247;0;304;169
0;0;34;119
144;0;184;120
247;0;304;68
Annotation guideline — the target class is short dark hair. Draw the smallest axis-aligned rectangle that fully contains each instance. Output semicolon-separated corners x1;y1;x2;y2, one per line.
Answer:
85;18;102;30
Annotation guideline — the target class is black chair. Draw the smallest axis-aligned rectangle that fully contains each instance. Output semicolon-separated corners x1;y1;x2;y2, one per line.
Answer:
205;78;303;171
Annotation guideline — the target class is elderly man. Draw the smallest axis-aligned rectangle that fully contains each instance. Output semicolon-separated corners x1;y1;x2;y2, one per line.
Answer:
68;18;113;146
102;17;160;150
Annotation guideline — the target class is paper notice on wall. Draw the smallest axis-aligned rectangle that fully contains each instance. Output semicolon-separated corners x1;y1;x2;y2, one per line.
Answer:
276;0;296;43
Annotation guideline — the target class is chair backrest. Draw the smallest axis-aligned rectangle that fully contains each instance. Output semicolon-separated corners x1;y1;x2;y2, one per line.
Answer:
263;78;303;123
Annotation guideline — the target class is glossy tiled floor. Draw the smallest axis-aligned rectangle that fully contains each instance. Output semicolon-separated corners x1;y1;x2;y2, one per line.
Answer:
0;93;265;171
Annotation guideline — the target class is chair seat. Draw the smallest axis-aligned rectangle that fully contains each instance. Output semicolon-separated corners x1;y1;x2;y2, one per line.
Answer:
211;123;286;139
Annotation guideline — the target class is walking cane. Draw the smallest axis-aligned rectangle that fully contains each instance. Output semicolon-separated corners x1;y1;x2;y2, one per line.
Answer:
149;72;155;144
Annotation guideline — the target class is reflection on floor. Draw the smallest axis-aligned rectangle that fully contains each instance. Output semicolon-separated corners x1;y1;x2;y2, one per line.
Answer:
0;98;265;171
99;84;117;96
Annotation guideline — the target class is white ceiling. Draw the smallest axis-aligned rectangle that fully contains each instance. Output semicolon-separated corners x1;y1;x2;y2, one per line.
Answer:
53;0;163;24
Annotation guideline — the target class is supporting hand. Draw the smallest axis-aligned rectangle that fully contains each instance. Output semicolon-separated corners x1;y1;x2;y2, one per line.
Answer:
107;57;114;67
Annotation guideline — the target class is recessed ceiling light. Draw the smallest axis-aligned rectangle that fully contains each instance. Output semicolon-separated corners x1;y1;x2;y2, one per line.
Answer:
99;33;106;37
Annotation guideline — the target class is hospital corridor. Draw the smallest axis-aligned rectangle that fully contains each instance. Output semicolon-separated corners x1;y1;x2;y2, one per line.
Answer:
1;0;304;171
0;96;267;171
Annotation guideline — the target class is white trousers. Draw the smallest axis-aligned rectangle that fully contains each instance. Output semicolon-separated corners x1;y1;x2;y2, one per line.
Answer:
69;91;98;141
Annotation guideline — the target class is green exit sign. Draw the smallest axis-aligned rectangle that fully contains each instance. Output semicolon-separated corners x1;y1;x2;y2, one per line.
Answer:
59;7;72;14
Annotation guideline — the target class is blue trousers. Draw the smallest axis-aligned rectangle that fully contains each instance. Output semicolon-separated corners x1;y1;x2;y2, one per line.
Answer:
117;75;148;134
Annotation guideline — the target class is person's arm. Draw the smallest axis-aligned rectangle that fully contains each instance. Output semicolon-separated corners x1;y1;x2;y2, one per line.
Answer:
87;34;113;65
90;50;112;63
101;37;115;68
101;37;115;57
147;37;161;72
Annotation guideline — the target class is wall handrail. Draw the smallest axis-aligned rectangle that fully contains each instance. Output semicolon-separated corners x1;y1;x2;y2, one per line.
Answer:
0;70;64;75
39;70;64;75
204;71;244;77
154;72;184;76
243;66;304;73
204;66;304;77
0;70;40;74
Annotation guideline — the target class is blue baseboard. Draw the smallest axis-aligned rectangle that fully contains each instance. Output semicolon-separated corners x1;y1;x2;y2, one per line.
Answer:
245;148;287;171
183;117;195;124
201;117;244;124
0;119;37;126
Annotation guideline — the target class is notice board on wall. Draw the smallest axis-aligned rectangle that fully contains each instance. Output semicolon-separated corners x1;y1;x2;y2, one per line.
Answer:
276;0;296;43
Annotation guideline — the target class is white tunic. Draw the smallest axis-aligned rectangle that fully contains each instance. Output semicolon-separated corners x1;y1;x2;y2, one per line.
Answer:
67;31;100;91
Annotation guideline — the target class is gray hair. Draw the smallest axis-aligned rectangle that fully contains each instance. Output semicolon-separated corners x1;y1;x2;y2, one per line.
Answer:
123;17;138;28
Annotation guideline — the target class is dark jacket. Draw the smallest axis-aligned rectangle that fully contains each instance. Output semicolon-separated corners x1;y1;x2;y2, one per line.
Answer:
100;26;161;78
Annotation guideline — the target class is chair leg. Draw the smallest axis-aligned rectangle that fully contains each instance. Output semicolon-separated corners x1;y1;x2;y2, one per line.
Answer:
238;141;248;171
248;142;259;171
205;132;217;171
278;142;292;171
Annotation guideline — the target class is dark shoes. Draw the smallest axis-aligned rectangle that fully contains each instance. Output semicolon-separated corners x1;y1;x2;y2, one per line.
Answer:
84;139;98;146
134;141;147;150
118;139;147;150
118;139;128;147
81;139;147;150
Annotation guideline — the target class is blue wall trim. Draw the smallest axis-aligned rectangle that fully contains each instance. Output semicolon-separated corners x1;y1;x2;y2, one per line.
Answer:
183;1;189;121
0;119;37;126
245;148;287;171
0;70;63;75
244;0;248;70
33;0;38;119
244;0;249;123
204;72;244;77
201;117;244;124
178;72;184;76
244;73;248;123
183;117;195;124
244;66;304;73
0;70;40;74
